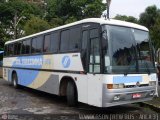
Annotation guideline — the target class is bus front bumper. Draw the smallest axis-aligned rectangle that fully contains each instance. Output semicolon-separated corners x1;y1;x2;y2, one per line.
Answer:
102;85;156;107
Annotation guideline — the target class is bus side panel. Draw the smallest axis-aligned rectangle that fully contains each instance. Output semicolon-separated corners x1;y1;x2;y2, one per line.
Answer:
37;73;59;95
16;69;39;86
16;69;60;95
76;74;88;104
3;68;8;81
87;74;103;107
3;57;18;82
3;68;12;82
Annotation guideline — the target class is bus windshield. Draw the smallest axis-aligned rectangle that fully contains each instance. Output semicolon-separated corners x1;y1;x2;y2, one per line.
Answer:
103;25;155;74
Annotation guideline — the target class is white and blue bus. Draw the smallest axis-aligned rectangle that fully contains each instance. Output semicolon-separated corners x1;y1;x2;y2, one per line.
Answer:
3;18;157;107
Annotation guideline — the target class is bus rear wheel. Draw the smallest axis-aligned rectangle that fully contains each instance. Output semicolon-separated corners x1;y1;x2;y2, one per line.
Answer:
12;73;18;89
67;81;78;106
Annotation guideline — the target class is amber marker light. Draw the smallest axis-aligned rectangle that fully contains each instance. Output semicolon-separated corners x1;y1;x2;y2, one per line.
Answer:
107;84;113;89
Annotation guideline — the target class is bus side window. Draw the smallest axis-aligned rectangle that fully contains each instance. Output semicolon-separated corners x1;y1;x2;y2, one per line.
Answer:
14;43;17;55
36;36;43;53
60;27;80;52
32;38;37;53
8;44;14;56
26;40;31;54
60;30;70;52
21;41;25;54
70;27;80;51
32;36;43;54
51;32;59;53
14;42;19;55
44;34;51;53
4;45;8;56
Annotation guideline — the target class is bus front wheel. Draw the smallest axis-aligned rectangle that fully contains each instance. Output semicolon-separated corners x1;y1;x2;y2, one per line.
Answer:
67;81;78;106
12;73;18;89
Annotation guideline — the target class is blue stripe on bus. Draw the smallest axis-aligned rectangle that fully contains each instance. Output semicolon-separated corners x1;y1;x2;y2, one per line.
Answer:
12;56;43;86
17;69;39;86
113;76;142;84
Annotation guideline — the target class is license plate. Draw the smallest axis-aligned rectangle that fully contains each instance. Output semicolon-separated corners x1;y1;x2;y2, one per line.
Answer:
132;93;141;98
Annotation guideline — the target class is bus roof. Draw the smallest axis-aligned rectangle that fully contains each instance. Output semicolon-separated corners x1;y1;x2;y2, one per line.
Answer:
5;18;148;44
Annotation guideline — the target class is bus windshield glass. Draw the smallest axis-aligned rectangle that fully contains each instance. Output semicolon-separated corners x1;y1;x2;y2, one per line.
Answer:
104;25;155;74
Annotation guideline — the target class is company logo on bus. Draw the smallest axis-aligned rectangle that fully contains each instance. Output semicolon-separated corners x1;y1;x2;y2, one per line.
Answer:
62;56;71;68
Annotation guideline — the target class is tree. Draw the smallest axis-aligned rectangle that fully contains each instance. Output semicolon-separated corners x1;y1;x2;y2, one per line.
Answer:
139;5;160;48
82;0;106;18
24;16;50;35
45;0;105;25
150;16;160;49
139;5;160;29
114;14;138;23
0;0;42;41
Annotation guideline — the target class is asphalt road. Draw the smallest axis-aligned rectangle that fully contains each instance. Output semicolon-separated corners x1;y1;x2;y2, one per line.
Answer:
0;79;159;120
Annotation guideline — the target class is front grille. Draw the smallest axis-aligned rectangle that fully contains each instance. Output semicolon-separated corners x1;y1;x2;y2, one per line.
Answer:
125;84;149;88
139;84;149;87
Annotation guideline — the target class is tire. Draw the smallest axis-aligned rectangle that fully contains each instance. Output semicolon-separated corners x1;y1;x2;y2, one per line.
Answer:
67;81;78;106
12;73;19;89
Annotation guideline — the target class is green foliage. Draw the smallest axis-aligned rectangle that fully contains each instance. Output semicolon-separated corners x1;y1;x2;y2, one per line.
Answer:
0;0;43;42
45;0;57;21
150;16;160;49
45;0;105;24
65;16;77;24
139;5;160;49
24;16;50;35
139;5;160;29
49;17;63;28
114;14;138;23
82;0;106;18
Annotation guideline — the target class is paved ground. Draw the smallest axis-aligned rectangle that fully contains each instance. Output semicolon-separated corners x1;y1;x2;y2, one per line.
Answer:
0;79;159;120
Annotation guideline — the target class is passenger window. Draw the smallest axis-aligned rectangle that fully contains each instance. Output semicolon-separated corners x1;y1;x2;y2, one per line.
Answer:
17;42;22;55
14;42;21;55
31;38;37;53
32;36;43;54
21;41;26;54
36;36;43;53
60;27;81;52
14;43;18;55
60;30;69;52
4;45;8;56
26;40;30;54
51;32;59;53
69;27;80;50
22;40;30;54
8;44;14;56
44;34;51;53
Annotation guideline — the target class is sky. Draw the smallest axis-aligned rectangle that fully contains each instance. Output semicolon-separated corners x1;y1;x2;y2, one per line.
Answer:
102;0;160;18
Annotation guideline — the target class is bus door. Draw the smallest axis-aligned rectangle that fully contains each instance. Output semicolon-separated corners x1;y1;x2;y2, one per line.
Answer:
82;23;103;106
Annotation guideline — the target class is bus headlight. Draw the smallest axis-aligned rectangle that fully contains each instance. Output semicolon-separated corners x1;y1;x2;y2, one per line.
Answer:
107;84;124;89
149;81;156;86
